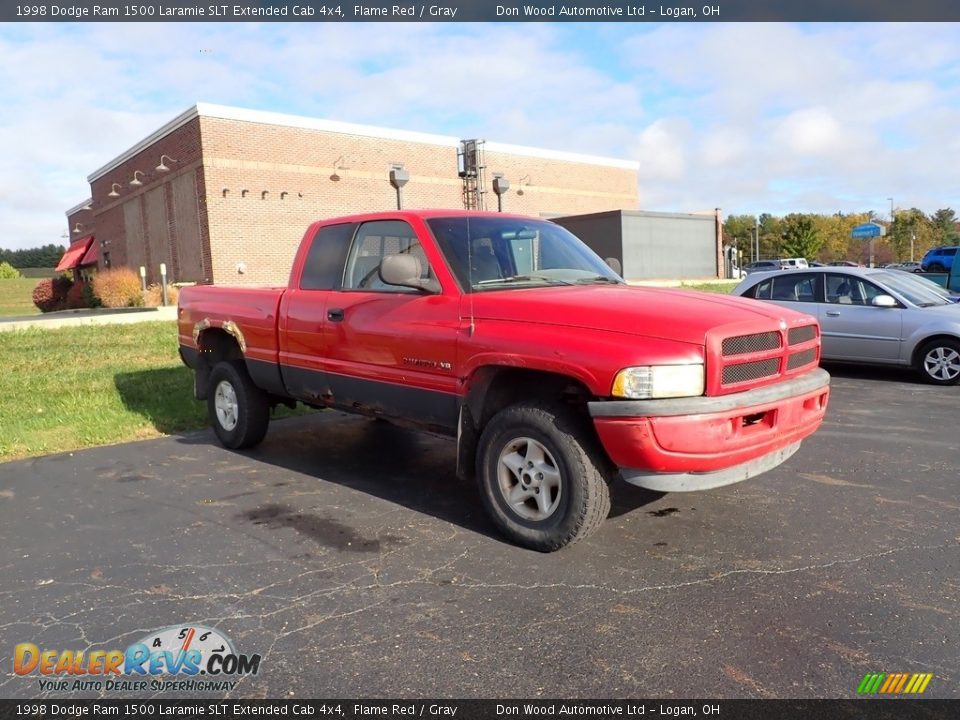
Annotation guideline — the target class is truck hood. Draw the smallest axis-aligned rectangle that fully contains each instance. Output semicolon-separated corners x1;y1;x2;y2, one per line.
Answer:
467;285;813;345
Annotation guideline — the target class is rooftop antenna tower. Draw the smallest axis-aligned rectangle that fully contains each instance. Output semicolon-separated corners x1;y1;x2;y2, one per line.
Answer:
458;139;486;210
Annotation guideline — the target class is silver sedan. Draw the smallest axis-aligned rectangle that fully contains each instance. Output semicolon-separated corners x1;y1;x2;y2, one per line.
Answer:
732;267;960;384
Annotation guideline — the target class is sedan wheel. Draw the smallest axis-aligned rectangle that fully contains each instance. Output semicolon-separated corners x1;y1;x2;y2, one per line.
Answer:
918;339;960;385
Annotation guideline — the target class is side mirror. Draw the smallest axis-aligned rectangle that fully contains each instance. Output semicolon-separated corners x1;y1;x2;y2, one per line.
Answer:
380;254;439;293
872;294;898;308
605;257;623;276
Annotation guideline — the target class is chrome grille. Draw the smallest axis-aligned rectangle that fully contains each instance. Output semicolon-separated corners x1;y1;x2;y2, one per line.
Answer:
722;359;781;385
722;331;782;356
787;348;817;371
788;325;817;345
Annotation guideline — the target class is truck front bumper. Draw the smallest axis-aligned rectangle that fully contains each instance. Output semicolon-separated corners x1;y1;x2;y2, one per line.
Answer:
588;368;830;492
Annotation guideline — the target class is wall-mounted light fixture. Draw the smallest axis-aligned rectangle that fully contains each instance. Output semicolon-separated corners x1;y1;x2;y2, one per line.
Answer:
129;170;146;187
330;155;347;182
516;174;531;196
72;223;84;235
156;155;178;172
388;163;409;210
492;173;510;212
108;183;122;198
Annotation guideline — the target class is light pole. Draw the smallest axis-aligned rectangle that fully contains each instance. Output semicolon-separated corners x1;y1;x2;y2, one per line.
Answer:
753;223;759;263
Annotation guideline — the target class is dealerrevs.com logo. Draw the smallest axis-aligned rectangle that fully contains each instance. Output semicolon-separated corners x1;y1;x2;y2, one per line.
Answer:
14;624;261;693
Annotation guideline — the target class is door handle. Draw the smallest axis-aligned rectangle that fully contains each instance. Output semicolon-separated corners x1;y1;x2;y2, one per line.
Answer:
327;308;344;322
825;311;840;317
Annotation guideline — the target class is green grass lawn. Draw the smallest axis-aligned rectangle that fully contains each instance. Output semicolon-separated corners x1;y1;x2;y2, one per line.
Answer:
0;278;41;317
0;321;306;462
680;281;739;294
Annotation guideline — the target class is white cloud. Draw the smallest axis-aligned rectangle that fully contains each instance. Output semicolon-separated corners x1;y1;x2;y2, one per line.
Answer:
773;107;847;156
1;22;960;250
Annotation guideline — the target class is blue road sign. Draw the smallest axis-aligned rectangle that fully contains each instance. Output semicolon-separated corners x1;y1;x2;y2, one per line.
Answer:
851;222;885;239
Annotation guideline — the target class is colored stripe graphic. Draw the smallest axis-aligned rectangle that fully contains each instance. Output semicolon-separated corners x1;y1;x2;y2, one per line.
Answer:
879;674;897;693
857;672;932;694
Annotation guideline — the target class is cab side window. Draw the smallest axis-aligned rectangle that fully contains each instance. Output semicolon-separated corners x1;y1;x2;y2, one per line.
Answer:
300;222;356;290
342;220;432;292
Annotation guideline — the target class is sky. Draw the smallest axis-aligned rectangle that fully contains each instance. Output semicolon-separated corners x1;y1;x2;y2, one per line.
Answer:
1;21;959;250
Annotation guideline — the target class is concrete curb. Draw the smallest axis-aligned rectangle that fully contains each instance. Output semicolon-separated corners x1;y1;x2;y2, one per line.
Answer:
0;306;176;333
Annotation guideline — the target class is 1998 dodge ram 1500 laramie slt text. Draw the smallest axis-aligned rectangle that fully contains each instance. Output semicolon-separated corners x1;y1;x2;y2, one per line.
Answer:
178;210;830;551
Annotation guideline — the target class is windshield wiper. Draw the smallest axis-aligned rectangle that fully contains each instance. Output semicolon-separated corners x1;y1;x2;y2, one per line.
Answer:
574;275;622;285
475;274;573;286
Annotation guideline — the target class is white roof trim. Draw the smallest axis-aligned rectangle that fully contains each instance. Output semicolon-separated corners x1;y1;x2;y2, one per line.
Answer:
88;105;201;182
196;103;462;148
65;198;93;216
88;102;638;182
485;141;639;170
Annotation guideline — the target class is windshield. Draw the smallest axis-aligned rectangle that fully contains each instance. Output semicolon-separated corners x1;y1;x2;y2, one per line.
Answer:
425;216;621;292
896;271;956;299
870;270;952;307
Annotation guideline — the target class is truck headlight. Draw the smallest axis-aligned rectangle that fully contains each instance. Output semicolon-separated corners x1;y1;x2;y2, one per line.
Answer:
611;365;705;399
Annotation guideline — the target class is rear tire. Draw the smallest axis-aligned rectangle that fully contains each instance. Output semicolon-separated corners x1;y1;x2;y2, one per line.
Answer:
476;402;611;552
927;263;946;272
207;361;270;448
916;339;960;385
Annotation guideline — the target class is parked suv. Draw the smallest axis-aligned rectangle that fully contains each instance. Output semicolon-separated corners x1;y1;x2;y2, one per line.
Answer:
780;258;810;270
921;246;958;273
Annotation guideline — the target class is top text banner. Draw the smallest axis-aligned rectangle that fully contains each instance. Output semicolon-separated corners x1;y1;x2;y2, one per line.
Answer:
5;1;960;22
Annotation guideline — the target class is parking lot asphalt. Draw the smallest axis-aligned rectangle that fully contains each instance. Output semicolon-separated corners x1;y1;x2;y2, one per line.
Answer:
1;366;957;700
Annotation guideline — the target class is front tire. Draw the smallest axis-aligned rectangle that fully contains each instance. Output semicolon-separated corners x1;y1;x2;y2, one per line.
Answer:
207;361;270;448
916;338;960;385
476;402;611;552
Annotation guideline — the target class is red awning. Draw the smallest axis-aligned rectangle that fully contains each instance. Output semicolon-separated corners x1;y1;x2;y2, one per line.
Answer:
78;238;98;266
55;236;94;272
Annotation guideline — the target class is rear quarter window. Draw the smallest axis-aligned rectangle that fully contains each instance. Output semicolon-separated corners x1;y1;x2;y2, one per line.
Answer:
300;223;356;290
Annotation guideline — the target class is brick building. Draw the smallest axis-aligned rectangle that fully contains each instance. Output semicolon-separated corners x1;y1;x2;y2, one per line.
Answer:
65;104;640;285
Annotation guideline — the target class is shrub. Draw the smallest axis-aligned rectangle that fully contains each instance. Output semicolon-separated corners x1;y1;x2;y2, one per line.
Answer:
143;283;179;308
82;282;102;309
92;268;144;309
0;261;21;280
66;281;88;309
32;277;72;312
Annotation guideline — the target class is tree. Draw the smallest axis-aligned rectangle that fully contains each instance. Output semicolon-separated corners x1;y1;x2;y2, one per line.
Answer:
780;214;823;260
723;214;759;261
0;244;66;269
890;208;935;262
931;208;959;245
757;214;783;259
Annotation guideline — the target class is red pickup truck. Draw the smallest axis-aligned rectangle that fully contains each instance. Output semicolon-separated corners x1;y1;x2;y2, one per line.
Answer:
178;210;829;551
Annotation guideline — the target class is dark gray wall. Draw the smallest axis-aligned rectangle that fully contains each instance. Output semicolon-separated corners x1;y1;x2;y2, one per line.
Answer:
550;211;623;270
